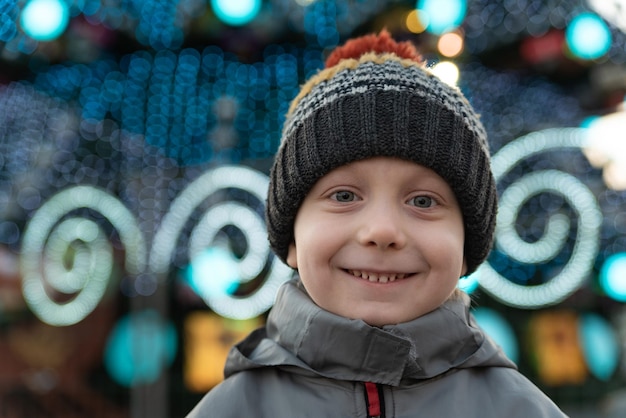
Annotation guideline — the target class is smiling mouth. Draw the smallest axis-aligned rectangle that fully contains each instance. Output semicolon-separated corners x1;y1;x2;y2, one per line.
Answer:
346;269;412;283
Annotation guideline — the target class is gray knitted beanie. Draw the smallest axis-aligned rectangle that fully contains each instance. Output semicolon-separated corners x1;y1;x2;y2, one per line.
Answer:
266;31;497;275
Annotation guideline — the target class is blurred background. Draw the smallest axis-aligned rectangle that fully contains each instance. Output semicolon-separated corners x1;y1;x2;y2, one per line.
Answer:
1;0;626;417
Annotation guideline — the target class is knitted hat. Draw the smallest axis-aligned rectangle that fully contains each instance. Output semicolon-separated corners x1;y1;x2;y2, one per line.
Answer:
266;30;497;275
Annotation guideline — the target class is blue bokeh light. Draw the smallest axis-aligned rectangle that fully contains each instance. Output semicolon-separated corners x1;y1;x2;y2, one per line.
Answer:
565;13;612;60
211;0;261;26
20;0;69;41
186;246;240;299
104;310;178;387
0;2;19;42
458;272;479;294
472;307;519;363
417;0;467;35
578;313;619;381
33;45;304;165
600;252;626;302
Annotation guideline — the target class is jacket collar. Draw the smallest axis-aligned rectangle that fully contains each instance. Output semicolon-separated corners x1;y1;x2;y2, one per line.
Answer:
258;280;514;386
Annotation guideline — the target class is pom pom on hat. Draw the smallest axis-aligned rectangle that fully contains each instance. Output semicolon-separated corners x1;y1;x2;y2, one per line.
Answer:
266;31;497;276
324;29;423;67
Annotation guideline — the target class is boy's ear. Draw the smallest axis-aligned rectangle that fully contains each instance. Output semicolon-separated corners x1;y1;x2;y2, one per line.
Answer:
286;243;298;269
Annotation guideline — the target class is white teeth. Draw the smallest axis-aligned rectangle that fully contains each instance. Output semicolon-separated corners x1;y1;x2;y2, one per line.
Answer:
348;270;408;283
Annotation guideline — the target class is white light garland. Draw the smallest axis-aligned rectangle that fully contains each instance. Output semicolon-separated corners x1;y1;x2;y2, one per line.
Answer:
150;165;293;319
478;128;603;308
20;185;147;326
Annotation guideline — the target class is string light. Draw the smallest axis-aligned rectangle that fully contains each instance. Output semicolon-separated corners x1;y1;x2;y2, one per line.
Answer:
150;166;293;320
189;202;267;280
33;46;304;164
478;128;602;308
20;185;147;326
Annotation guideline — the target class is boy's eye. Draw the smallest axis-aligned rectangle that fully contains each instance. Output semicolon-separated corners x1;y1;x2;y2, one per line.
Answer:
332;191;356;202
409;195;435;208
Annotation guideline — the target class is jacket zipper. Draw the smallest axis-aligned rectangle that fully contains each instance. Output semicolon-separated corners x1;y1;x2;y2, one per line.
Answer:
363;382;385;418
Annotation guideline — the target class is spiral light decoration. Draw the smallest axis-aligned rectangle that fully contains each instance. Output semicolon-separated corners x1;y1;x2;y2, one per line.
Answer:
477;128;603;308
150;165;293;320
20;185;147;326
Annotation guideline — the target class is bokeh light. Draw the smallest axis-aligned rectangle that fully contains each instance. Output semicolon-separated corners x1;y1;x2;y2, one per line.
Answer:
430;61;459;86
565;13;612;60
2;1;626;414
104;310;177;388
587;0;626;34
472;307;519;363
211;0;262;26
480;128;602;308
600;253;626;302
20;0;69;41
32;46;303;165
405;9;428;34
417;0;467;35
583;110;626;190
578;313;620;381
458;272;479;294
186;246;240;299
437;31;464;57
20;185;147;326
150;166;293;320
528;311;587;386
184;312;262;392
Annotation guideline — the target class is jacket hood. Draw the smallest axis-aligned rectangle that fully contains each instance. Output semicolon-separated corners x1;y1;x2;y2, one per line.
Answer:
224;280;516;386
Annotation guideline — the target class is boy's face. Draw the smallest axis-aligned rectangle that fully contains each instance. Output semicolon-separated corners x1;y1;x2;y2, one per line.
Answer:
286;157;467;327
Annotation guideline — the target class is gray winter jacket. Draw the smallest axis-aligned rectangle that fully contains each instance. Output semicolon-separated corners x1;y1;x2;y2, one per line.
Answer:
186;280;568;417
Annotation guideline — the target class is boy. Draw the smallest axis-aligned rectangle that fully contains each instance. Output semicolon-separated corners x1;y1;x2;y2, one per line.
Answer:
186;30;568;417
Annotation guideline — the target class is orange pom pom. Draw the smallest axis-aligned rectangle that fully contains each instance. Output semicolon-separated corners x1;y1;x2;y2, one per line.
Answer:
325;29;423;68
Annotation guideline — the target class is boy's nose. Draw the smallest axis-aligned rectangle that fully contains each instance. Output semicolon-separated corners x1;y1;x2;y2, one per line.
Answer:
356;206;407;250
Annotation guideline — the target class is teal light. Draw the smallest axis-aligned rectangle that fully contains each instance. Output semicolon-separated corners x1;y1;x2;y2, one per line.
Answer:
458;272;479;294
579;115;600;129
20;0;69;41
104;310;178;387
417;0;467;35
472;307;519;363
600;253;626;302
578;313;619;381
211;0;261;26
565;13;612;60
186;246;240;299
